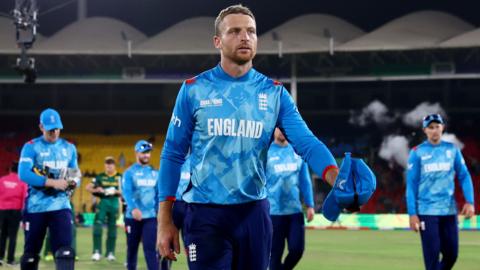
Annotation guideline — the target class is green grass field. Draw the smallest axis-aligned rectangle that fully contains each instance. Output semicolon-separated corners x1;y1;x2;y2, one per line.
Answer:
11;228;480;269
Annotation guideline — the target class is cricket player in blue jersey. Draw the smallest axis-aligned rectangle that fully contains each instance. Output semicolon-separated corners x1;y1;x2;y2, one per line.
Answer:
406;113;475;270
156;4;340;270
267;128;315;270
123;140;169;270
18;108;80;270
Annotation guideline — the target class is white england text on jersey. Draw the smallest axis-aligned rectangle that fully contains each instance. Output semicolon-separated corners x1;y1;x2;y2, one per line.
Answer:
207;118;263;138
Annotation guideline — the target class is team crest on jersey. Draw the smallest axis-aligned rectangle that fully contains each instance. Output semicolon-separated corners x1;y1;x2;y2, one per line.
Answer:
446;150;452;158
258;93;268;111
62;148;68;157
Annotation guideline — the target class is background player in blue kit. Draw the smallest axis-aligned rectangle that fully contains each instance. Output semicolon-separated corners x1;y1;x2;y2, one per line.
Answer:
156;4;341;270
266;128;315;270
406;113;475;270
18;108;80;270
122;140;168;270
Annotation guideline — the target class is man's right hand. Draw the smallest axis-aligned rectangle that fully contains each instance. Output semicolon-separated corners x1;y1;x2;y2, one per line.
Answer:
409;215;420;232
157;201;180;261
45;178;68;191
132;208;142;221
94;187;105;193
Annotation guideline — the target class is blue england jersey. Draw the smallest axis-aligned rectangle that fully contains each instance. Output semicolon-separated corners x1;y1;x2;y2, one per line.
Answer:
158;64;337;204
175;158;191;201
122;163;158;219
266;143;314;215
18;136;78;213
406;140;474;216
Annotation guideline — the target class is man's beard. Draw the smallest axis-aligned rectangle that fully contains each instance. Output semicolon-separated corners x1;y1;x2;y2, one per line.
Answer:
228;49;255;66
139;158;149;165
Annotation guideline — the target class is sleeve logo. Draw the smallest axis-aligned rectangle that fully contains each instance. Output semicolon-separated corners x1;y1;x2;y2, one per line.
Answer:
171;113;182;127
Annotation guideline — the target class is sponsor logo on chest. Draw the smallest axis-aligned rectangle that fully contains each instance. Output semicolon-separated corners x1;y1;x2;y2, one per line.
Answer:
200;98;223;107
421;155;432;161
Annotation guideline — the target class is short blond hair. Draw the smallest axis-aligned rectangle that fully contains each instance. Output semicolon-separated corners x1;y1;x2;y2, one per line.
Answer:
214;4;255;36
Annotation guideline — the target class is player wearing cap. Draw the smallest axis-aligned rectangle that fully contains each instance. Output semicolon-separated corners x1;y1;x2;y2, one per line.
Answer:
122;140;168;270
406;113;475;270
86;156;122;262
266;128;315;270
18;108;80;270
156;5;341;270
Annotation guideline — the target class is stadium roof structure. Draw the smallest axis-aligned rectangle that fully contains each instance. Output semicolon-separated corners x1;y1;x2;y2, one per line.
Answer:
0;16;44;54
133;17;217;55
2;10;480;56
439;28;480;48
337;11;475;52
257;14;364;54
32;17;147;55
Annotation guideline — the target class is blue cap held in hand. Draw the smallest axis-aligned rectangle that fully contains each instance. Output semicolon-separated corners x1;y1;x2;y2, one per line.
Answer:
322;153;376;222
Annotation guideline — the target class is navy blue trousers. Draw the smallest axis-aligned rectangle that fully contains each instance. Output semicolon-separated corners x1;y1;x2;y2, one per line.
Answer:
270;212;305;270
183;199;272;270
418;215;458;270
124;218;169;270
172;200;188;266
172;200;187;239
22;209;73;256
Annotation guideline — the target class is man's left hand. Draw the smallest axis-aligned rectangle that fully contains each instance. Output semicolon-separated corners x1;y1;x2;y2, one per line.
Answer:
460;203;475;219
306;207;315;222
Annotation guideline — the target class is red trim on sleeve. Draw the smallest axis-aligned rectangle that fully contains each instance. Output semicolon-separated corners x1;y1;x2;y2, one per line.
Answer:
321;165;338;181
27;140;34;144
412;145;419;151
273;80;282;86
165;196;177;202
185;77;196;85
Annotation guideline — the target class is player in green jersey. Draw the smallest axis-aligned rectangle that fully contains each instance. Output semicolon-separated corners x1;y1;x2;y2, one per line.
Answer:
86;156;122;261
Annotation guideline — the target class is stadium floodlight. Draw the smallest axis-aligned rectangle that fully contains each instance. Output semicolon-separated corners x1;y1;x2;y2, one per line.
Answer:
12;0;38;83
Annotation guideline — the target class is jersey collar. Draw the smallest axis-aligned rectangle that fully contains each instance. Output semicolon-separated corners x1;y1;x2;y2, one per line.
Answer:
213;63;255;82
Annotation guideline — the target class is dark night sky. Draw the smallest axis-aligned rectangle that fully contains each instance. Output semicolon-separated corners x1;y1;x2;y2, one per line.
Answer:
1;0;480;36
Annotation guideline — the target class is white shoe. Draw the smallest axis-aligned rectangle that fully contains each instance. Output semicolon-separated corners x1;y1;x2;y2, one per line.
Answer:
91;252;101;261
107;253;116;261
